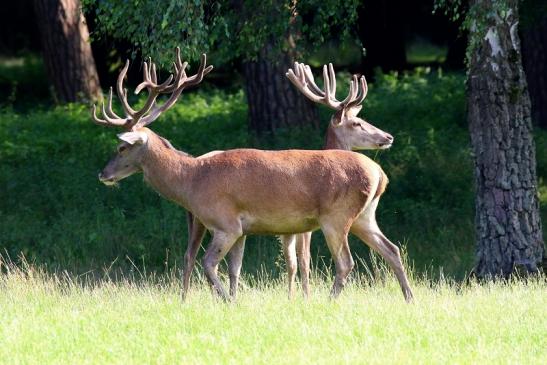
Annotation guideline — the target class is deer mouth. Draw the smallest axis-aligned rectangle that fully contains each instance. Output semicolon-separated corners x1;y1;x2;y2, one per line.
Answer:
377;142;393;149
98;173;117;186
101;179;117;186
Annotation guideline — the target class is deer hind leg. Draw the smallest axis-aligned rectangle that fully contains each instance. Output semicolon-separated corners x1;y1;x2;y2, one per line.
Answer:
227;236;246;299
203;230;241;302
350;198;414;302
281;234;298;299
182;212;207;300
296;232;312;298
320;223;354;299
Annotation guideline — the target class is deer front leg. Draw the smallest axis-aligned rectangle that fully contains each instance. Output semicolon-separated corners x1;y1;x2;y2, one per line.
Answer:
320;223;354;299
203;230;240;301
350;200;414;302
351;220;414;302
281;234;298;299
182;212;207;300
227;236;246;299
296;232;312;298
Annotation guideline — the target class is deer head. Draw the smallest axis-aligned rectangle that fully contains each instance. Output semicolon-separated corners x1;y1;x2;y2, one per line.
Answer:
93;48;213;185
286;63;393;150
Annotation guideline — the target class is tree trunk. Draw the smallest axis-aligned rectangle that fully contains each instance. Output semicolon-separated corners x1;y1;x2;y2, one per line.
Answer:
33;0;101;103
358;0;407;77
467;0;544;278
243;44;318;134
521;14;547;129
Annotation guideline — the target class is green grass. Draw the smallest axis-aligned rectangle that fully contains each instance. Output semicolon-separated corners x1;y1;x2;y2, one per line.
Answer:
0;260;545;365
406;38;447;65
0;68;545;279
0;54;51;108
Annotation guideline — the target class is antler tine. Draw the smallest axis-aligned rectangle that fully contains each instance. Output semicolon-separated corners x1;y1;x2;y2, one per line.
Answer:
339;75;359;107
105;87;123;119
346;75;368;109
91;99;129;128
134;61;150;94
322;65;342;109
136;87;185;128
181;53;213;88
148;59;175;91
301;64;325;96
135;58;175;95
286;66;324;104
162;48;188;93
135;51;213;129
166;60;188;92
361;76;368;100
150;61;158;84
175;47;184;70
91;104;107;125
328;63;336;99
322;65;332;100
101;100;129;125
286;62;344;110
91;104;111;126
116;60;137;116
94;47;212;131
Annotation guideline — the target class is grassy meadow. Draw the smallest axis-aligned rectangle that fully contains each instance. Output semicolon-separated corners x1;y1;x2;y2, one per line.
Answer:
1;259;546;365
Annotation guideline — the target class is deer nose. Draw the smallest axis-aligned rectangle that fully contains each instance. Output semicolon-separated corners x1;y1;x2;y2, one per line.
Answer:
98;172;105;181
386;133;394;142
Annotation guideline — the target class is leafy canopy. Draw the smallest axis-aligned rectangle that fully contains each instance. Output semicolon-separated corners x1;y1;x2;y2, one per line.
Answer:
84;0;360;64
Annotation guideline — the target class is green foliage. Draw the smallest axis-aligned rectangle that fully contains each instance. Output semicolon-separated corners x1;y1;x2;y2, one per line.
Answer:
0;54;51;108
1;263;546;364
83;0;360;64
1;70;545;277
435;0;525;67
85;0;210;62
406;38;448;64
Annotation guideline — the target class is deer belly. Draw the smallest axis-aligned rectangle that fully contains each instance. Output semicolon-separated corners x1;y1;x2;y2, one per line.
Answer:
240;213;318;235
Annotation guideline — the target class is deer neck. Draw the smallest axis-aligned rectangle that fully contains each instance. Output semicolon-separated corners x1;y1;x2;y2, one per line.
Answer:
323;125;349;150
140;139;195;206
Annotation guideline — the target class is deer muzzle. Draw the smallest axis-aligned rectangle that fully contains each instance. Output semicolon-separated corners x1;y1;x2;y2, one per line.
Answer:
98;172;117;186
377;133;394;149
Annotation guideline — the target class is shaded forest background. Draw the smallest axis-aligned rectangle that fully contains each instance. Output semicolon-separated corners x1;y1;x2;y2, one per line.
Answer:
0;0;545;279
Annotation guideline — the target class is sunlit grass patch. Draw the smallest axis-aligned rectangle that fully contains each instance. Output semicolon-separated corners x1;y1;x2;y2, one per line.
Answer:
406;37;447;65
1;259;545;365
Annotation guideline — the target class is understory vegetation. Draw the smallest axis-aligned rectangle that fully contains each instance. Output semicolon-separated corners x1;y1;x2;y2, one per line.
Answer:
1;68;546;279
0;259;545;365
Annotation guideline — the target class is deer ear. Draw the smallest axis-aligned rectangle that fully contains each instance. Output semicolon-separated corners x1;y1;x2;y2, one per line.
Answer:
331;109;346;126
117;131;148;145
345;105;363;118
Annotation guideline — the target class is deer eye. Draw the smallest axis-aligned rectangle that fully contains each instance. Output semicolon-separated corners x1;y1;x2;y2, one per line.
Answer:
352;122;361;127
118;145;127;153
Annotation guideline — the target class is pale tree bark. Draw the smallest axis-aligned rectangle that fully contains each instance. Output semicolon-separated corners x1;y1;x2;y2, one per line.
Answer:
467;0;544;277
33;0;101;102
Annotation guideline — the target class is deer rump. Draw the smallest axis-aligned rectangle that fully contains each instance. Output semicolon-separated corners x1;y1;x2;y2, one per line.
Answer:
181;148;380;235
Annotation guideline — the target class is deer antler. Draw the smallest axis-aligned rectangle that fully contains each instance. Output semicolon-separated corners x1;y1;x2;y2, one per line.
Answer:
285;62;368;111
92;48;213;130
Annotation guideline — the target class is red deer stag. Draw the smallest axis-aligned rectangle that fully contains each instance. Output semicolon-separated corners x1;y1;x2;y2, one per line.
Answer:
93;49;414;302
184;62;395;299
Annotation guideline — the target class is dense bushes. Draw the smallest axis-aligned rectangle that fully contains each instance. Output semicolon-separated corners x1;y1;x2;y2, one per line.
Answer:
1;69;545;278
